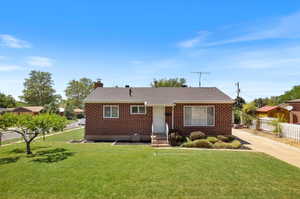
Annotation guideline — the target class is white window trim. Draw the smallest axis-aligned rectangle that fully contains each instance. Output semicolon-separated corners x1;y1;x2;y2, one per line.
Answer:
130;105;146;115
103;105;119;118
183;105;215;127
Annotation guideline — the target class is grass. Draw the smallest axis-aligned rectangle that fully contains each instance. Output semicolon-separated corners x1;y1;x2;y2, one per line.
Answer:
1;129;300;199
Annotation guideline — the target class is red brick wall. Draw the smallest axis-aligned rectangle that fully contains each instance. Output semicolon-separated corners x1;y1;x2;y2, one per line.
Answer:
85;103;233;141
85;103;152;141
173;103;232;136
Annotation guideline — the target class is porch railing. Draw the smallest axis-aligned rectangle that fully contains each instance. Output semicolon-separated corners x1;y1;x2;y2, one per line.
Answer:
165;123;169;144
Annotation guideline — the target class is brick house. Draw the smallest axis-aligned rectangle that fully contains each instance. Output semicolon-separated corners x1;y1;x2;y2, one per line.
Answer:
84;85;234;144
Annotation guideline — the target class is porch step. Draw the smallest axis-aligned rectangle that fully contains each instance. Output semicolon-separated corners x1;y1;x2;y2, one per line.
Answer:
151;134;169;147
151;143;170;147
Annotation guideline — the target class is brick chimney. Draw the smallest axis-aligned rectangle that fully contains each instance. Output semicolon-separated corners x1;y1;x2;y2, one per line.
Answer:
93;79;103;89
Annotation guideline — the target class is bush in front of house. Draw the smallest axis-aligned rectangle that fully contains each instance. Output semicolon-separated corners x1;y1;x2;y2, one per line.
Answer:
213;140;242;149
169;132;187;146
181;141;195;147
217;135;236;142
193;139;213;148
190;131;206;141
206;136;218;144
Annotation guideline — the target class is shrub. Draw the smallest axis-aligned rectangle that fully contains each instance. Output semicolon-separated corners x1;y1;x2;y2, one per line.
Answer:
169;132;186;146
227;135;235;142
190;131;206;141
193;139;213;148
217;135;229;142
213;140;242;149
231;140;242;149
181;141;195;147
206;136;218;144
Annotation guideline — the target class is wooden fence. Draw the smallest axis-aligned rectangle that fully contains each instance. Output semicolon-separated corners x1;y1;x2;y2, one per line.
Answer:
250;117;300;142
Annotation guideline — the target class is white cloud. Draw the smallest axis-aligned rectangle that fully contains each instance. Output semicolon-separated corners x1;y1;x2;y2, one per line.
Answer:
206;11;300;47
0;65;22;71
223;45;300;69
26;56;54;67
0;34;31;48
178;31;210;48
178;11;300;48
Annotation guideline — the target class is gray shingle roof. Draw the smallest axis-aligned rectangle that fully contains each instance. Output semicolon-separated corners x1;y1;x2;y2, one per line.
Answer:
84;87;233;105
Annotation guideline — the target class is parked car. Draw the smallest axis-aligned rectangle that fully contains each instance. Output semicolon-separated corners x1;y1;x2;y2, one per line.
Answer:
78;118;86;126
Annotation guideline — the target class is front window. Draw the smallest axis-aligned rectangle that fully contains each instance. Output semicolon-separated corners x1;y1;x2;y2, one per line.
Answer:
103;105;119;118
130;105;146;114
184;106;215;126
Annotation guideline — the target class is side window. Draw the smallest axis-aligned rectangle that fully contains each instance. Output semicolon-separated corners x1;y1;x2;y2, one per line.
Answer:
103;105;119;118
130;105;146;114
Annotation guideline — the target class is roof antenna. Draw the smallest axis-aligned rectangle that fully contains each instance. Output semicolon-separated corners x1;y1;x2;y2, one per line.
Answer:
191;72;210;87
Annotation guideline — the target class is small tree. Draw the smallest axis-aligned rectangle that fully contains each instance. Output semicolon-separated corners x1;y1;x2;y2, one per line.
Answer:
242;102;257;116
1;113;67;154
64;101;76;120
270;119;282;137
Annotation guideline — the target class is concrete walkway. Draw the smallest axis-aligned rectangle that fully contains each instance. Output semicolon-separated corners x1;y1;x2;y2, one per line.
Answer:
233;129;300;168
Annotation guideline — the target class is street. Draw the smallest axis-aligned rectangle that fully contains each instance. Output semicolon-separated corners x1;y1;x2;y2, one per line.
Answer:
1;119;84;142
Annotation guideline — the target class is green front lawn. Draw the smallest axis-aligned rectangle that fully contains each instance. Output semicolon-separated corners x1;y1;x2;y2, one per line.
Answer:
1;129;300;199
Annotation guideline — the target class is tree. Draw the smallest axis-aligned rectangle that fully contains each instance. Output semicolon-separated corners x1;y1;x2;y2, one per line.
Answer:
0;92;16;108
43;101;60;114
65;78;94;108
151;78;187;87
64;101;76;120
233;96;246;110
242;102;257;116
20;70;60;106
0;113;67;154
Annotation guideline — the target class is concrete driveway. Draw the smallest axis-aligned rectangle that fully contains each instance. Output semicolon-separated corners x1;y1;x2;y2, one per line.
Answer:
233;129;300;168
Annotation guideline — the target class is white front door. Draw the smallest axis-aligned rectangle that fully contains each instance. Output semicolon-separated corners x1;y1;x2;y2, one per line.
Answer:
152;106;165;133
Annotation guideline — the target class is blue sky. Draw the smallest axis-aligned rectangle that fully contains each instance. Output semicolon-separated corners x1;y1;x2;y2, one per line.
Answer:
1;0;300;101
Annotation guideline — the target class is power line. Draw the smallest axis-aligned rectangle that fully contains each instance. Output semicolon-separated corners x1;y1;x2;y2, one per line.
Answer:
191;72;210;87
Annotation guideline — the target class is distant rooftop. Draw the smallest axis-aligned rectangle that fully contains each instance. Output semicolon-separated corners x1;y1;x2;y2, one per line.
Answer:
256;105;278;112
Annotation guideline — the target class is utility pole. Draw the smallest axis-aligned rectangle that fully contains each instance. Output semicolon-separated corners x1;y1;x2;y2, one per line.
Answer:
235;82;240;98
191;72;210;87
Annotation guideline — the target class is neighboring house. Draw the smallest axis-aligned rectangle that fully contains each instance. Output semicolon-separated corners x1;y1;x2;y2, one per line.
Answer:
74;108;84;116
58;108;84;117
12;106;44;115
84;84;234;144
256;105;289;122
59;107;65;116
286;99;300;124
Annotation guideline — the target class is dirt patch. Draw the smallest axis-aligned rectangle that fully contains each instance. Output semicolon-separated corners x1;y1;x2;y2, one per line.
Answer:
242;128;300;149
